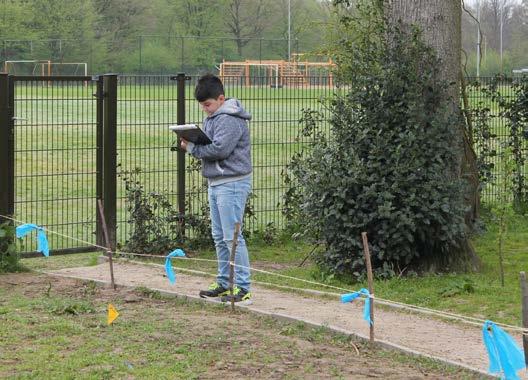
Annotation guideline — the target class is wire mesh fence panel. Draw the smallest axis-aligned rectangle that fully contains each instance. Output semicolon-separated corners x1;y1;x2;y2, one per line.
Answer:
116;75;180;247
13;77;99;253
114;74;334;247
9;73;522;254
465;76;524;204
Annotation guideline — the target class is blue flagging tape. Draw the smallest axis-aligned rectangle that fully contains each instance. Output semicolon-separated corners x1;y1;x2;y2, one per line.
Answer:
164;248;186;284
15;223;49;257
482;320;525;380
341;288;372;325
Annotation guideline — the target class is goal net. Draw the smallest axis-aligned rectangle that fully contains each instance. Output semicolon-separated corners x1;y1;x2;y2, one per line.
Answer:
49;62;88;76
4;60;51;75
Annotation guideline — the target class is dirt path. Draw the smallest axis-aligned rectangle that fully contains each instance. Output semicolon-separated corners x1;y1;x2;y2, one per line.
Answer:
49;261;525;378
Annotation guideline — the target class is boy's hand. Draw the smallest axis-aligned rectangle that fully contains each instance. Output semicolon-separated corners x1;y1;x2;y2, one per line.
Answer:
180;138;188;151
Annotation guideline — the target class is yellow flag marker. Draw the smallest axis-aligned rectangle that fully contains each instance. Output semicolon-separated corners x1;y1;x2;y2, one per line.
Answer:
107;303;119;325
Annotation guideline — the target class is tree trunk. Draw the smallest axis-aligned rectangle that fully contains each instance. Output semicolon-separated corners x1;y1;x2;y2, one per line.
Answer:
387;1;460;99
386;0;481;270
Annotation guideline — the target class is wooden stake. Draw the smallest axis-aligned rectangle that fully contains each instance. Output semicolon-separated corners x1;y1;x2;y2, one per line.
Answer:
97;199;116;290
229;223;241;312
361;231;375;343
520;271;528;367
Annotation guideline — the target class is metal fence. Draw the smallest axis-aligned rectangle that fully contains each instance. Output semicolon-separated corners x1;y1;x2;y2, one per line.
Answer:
0;74;522;255
1;36;302;75
114;74;334;246
0;74;118;255
0;73;333;255
465;76;525;203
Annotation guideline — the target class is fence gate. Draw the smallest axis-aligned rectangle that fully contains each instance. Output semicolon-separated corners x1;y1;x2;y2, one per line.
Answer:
0;74;118;256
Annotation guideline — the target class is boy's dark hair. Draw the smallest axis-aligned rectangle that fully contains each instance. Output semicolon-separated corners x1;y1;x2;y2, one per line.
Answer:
194;74;225;102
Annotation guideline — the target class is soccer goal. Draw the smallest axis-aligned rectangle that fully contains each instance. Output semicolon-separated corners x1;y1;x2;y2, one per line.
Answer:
4;60;51;75
4;60;87;76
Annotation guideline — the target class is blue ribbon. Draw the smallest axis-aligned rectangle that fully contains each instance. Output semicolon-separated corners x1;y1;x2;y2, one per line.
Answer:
16;223;50;257
341;288;372;325
164;249;186;284
482;320;525;380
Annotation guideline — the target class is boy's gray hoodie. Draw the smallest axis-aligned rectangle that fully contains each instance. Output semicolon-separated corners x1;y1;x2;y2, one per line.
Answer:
187;98;252;186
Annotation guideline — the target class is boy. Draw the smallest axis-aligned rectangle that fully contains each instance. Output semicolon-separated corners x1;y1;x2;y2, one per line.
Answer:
180;73;252;303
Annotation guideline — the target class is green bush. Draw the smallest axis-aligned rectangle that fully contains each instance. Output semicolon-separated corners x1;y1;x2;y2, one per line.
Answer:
284;3;468;279
121;168;213;255
470;100;497;191
121;166;256;255
0;222;20;273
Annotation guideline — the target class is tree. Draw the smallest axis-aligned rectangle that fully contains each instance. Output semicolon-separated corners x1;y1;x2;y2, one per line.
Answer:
480;0;514;53
29;0;98;41
284;0;474;278
510;0;528;69
21;0;98;63
386;0;480;266
93;0;153;42
0;1;36;39
0;1;39;62
224;0;272;57
270;0;332;58
93;0;155;71
460;0;523;75
163;0;223;37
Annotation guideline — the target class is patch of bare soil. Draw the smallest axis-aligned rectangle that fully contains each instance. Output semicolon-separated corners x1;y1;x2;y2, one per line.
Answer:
0;272;474;379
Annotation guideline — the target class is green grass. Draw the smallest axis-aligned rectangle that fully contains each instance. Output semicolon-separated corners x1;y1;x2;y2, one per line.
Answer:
22;251;100;271
11;79;524;253
12;79;524;253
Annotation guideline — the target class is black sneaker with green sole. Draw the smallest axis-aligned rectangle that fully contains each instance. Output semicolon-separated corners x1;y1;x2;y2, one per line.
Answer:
220;286;252;303
199;283;230;298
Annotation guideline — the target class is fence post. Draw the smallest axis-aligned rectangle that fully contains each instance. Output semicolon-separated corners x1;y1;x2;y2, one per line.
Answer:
2;40;7;64
95;76;104;247
138;36;142;74
102;74;118;251
0;73;14;224
361;232;375;343
520;272;528;367
176;73;190;228
180;38;185;72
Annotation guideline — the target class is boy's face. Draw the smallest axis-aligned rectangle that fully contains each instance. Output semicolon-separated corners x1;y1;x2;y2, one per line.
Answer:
199;95;225;116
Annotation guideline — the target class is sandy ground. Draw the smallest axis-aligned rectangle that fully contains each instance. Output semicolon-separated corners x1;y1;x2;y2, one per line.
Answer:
49;260;526;378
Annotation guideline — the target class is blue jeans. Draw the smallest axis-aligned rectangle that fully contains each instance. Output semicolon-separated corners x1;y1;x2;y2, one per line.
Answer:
208;177;252;291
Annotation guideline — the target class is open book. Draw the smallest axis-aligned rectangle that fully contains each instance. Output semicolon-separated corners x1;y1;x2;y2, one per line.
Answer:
168;124;212;145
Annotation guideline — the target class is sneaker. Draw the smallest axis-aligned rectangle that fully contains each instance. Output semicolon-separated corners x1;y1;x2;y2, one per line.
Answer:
220;286;252;303
199;283;230;298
